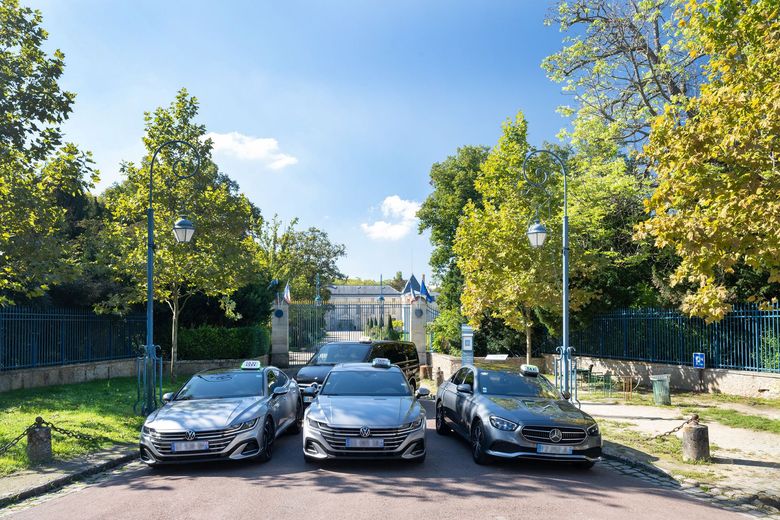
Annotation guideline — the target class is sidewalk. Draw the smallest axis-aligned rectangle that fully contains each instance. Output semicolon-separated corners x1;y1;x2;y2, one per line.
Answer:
0;445;136;509
582;400;780;513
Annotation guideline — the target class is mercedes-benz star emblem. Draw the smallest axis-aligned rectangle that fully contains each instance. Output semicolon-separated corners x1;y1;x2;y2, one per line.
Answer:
185;430;197;441
549;428;563;443
359;426;371;438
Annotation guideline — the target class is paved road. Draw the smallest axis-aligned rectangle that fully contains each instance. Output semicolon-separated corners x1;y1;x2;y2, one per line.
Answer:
4;402;745;520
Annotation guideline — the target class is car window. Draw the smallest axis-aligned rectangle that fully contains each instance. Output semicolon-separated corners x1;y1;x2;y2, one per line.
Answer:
176;372;264;400
452;368;468;384
310;343;372;365
320;370;411;397
386;343;404;364
276;371;288;387
369;343;390;361
462;369;474;388
478;370;561;399
405;344;419;364
266;370;277;394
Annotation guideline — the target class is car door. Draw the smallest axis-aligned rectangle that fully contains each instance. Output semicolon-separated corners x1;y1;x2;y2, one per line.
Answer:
266;369;285;430
443;368;468;424
275;370;295;425
455;368;476;431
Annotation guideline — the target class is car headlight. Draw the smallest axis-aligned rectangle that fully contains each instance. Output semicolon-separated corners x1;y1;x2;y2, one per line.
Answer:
142;425;155;435
587;423;600;436
307;418;325;429
489;416;519;431
237;418;258;431
409;417;424;429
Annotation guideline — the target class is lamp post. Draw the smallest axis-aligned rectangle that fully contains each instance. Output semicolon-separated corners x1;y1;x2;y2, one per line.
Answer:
141;140;200;416
522;148;573;400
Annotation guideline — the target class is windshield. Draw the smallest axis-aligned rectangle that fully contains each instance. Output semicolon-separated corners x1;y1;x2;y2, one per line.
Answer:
310;343;371;365
320;370;411;397
478;370;561;399
175;372;264;400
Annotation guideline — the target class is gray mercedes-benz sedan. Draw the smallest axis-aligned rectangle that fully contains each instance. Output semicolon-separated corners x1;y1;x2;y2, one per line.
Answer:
139;361;302;465
435;362;601;467
302;358;429;462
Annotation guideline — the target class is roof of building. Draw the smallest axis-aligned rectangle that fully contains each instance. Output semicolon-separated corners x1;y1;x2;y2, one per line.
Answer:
328;285;401;297
400;274;421;295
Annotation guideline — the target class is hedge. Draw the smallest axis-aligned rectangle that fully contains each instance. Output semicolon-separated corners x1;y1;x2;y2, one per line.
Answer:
178;325;270;360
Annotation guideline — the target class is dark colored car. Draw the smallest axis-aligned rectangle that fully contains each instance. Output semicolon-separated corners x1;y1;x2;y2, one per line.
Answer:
296;340;421;403
434;362;602;468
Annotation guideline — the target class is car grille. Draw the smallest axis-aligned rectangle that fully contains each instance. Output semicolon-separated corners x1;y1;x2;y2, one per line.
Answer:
317;423;417;451
149;425;243;456
521;425;587;445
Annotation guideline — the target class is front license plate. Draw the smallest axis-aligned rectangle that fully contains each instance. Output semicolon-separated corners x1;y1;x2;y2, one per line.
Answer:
537;444;572;455
345;438;384;448
303;396;313;403
171;441;209;452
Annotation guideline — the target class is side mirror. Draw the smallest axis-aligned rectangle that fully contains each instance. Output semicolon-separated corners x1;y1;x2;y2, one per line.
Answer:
561;390;572;400
162;392;173;403
415;387;431;399
456;383;472;394
272;386;288;397
302;385;319;397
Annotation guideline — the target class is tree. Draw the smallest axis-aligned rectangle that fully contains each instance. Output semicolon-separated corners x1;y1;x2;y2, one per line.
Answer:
0;0;96;304
255;215;346;301
543;0;702;157
100;89;258;376
638;0;780;321
388;271;407;292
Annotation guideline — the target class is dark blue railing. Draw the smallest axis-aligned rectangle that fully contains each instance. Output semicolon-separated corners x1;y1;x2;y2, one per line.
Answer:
552;305;780;373
0;307;146;371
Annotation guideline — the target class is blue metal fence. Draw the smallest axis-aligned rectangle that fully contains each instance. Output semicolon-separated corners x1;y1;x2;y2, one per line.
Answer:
561;305;780;373
0;307;146;371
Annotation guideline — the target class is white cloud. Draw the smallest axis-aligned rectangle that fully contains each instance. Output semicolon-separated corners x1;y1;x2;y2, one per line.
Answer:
361;195;421;241
204;131;298;170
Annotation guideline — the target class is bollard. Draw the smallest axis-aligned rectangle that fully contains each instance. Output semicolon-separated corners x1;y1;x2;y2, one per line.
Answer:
27;417;53;464
682;415;710;462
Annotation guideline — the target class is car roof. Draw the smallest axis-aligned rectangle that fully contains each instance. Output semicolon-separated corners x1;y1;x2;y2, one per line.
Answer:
321;340;415;347
194;366;272;376
470;361;527;373
329;362;403;373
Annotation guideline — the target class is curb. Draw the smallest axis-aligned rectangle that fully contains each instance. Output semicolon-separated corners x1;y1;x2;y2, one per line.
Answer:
601;447;676;481
0;450;137;510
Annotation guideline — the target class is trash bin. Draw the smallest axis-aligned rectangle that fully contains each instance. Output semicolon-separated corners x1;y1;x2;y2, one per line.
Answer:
649;374;671;405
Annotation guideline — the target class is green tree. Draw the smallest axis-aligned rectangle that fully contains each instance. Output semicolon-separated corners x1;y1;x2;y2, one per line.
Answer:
388;271;407;292
100;89;259;376
0;0;96;304
638;0;780;321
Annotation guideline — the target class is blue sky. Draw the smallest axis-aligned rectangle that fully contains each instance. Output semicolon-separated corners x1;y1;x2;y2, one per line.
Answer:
30;0;571;284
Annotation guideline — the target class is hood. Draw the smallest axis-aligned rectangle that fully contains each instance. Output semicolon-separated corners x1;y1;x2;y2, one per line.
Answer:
310;396;421;427
486;396;595;427
296;364;334;384
146;397;260;431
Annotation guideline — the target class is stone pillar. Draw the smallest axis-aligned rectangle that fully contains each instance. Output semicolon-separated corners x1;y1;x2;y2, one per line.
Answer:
682;418;710;462
271;303;289;368
409;300;429;365
27;422;52;464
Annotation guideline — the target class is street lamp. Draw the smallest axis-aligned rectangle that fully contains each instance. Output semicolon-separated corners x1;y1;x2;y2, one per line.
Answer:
522;148;574;401
139;140;201;416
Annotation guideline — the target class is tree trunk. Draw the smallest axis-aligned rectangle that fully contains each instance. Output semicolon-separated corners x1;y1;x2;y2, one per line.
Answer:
171;297;180;381
524;308;533;365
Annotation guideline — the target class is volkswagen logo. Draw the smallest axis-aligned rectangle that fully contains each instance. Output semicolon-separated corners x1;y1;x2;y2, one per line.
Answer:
549;428;563;443
359;426;371;438
185;430;197;441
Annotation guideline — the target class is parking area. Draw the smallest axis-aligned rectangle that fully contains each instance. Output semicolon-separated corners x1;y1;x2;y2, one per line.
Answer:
1;402;749;520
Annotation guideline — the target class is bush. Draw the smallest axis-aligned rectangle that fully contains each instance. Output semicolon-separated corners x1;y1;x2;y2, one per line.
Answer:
178;325;270;360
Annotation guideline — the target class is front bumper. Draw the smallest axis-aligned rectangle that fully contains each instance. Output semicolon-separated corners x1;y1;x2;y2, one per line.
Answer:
302;421;426;460
483;426;602;462
139;422;265;465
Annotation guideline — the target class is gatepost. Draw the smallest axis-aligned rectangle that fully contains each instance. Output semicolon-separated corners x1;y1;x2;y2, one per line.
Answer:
271;303;290;368
409;300;429;365
461;324;474;365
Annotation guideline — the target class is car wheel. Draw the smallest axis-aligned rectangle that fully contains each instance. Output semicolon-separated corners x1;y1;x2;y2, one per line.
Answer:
435;402;450;435
256;417;275;463
288;399;303;434
470;421;491;465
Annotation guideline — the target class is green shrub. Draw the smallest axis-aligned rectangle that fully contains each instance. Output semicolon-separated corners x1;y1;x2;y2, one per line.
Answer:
178;325;270;360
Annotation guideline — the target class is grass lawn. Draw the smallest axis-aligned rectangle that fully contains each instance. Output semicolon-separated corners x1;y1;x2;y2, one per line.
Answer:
679;406;780;435
0;376;180;476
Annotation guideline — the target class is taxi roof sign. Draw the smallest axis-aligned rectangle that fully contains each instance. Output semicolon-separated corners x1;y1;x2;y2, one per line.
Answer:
371;357;392;368
241;360;262;370
520;364;539;377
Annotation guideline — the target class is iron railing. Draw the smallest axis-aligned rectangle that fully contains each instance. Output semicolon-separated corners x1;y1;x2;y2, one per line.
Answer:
0;306;145;371
554;305;780;373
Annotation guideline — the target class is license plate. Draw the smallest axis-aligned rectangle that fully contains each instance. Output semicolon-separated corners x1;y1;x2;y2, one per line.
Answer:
345;438;384;448
303;396;314;403
171;441;209;452
537;444;572;455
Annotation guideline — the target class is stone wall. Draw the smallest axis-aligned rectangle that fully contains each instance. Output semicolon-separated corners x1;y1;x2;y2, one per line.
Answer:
0;355;269;393
544;354;780;399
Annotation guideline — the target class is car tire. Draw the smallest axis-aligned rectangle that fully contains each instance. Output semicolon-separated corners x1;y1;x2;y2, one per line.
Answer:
470;421;491;465
288;399;303;434
435;402;450;436
256;417;275;463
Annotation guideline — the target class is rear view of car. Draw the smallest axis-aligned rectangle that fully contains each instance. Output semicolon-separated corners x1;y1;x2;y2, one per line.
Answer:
302;358;429;462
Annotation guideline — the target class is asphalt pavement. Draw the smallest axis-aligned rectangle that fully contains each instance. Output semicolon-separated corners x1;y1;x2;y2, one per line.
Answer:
2;401;747;520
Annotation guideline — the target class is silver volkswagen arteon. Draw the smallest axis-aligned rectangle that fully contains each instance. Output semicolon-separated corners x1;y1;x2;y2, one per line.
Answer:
435;362;602;468
302;358;429;463
139;361;302;466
